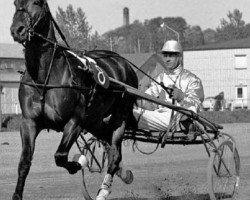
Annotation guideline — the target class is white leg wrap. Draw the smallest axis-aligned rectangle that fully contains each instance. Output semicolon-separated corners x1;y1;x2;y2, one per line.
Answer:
96;174;113;200
72;154;89;168
78;155;89;168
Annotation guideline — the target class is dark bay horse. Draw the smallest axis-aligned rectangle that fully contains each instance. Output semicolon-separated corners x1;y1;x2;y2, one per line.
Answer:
10;0;138;199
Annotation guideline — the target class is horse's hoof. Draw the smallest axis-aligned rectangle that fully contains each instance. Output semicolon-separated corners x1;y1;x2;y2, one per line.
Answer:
12;193;22;200
67;161;82;174
96;189;110;200
96;196;106;200
123;170;134;184
116;169;134;184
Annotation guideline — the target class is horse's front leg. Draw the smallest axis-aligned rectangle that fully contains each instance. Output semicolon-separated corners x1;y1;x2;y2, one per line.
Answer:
12;119;39;200
96;120;125;200
54;118;82;174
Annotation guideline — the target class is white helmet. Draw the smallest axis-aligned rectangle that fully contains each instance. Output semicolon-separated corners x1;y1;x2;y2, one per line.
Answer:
161;40;182;53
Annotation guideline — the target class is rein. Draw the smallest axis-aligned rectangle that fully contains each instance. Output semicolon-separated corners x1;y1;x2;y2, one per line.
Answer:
18;0;174;107
21;81;92;91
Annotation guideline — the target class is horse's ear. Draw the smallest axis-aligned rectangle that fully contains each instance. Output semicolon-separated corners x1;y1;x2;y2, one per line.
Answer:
43;0;50;13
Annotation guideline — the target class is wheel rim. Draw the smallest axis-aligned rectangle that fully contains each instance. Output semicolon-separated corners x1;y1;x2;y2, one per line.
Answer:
208;140;240;200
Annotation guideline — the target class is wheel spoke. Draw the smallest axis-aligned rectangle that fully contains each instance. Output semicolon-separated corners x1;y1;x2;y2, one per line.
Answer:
208;140;240;200
75;133;108;200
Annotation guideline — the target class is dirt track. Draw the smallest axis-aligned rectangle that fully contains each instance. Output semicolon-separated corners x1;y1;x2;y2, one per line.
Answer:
1;123;250;200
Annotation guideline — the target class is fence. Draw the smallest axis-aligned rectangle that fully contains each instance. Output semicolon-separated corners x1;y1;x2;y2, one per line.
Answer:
202;98;249;111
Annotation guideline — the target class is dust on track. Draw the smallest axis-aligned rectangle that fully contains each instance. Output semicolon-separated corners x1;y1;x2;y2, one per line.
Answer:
1;123;250;199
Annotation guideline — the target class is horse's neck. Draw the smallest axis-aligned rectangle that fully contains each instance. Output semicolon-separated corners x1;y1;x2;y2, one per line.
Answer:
25;21;60;82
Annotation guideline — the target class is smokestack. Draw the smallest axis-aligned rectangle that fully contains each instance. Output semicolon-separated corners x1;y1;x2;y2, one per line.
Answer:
123;7;129;26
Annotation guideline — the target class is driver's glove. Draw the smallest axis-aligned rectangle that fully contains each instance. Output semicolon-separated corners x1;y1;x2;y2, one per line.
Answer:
171;87;185;102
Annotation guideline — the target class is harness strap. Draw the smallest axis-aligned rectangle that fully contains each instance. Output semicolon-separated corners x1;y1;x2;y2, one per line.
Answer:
50;14;70;48
40;43;57;102
20;81;92;91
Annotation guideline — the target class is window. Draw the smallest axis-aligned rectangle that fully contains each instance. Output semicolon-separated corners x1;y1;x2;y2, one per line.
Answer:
237;88;243;98
234;85;248;108
235;54;247;69
236;86;247;99
0;62;8;70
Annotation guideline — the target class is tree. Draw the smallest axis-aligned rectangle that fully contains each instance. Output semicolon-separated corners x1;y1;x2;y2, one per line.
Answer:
144;17;164;52
184;25;204;48
104;20;150;53
216;9;248;42
245;23;250;37
203;28;217;44
129;20;149;53
56;5;92;49
104;27;128;52
162;17;188;44
89;31;109;51
144;17;188;52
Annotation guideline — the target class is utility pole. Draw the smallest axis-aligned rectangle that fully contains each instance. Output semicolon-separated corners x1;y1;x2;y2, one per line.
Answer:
137;38;141;53
0;85;2;132
109;37;113;51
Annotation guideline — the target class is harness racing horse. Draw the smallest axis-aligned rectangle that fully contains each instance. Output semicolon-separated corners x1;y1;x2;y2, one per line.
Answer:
10;0;138;199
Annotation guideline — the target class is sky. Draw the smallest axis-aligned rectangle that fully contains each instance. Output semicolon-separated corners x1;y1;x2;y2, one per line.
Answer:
1;0;250;44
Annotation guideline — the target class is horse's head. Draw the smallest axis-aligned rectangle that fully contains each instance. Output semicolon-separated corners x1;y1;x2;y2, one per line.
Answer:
10;0;51;44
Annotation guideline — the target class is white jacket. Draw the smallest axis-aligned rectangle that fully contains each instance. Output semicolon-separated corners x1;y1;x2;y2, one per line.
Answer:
145;64;204;113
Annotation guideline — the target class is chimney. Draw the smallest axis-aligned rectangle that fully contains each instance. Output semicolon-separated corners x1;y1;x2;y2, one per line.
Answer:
123;7;129;26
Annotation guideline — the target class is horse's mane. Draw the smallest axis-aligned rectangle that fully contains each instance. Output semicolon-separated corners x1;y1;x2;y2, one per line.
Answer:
84;49;139;72
85;50;121;59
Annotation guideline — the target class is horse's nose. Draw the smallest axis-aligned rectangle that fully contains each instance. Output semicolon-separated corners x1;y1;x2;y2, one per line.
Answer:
10;25;26;39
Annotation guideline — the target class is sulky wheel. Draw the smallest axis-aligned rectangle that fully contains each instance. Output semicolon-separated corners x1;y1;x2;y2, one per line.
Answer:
75;133;108;200
207;140;240;200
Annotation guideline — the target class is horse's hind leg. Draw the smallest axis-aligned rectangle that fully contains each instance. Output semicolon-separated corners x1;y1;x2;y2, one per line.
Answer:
96;120;126;200
13;119;39;200
54;119;82;174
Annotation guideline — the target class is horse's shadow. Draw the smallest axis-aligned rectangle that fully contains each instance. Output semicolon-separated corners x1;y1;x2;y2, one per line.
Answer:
111;193;211;200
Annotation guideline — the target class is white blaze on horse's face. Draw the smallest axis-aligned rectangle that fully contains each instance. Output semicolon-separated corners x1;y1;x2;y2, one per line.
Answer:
10;0;46;43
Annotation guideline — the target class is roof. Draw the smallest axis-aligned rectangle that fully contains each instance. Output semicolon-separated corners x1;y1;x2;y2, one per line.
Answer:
121;53;154;70
120;53;166;80
0;72;21;82
0;43;24;59
185;37;250;51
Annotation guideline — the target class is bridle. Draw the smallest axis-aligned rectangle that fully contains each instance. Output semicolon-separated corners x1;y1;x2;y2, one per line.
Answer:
16;1;49;43
15;1;69;48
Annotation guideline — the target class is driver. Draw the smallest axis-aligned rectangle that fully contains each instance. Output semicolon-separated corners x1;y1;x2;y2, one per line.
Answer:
133;40;204;131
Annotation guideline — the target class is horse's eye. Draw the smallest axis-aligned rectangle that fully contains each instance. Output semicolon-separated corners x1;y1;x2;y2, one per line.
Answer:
33;0;41;6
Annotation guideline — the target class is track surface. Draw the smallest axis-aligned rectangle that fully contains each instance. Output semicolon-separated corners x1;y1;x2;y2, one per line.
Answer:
1;123;250;200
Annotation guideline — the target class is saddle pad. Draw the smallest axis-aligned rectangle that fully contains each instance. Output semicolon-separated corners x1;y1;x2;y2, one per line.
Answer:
66;50;110;89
